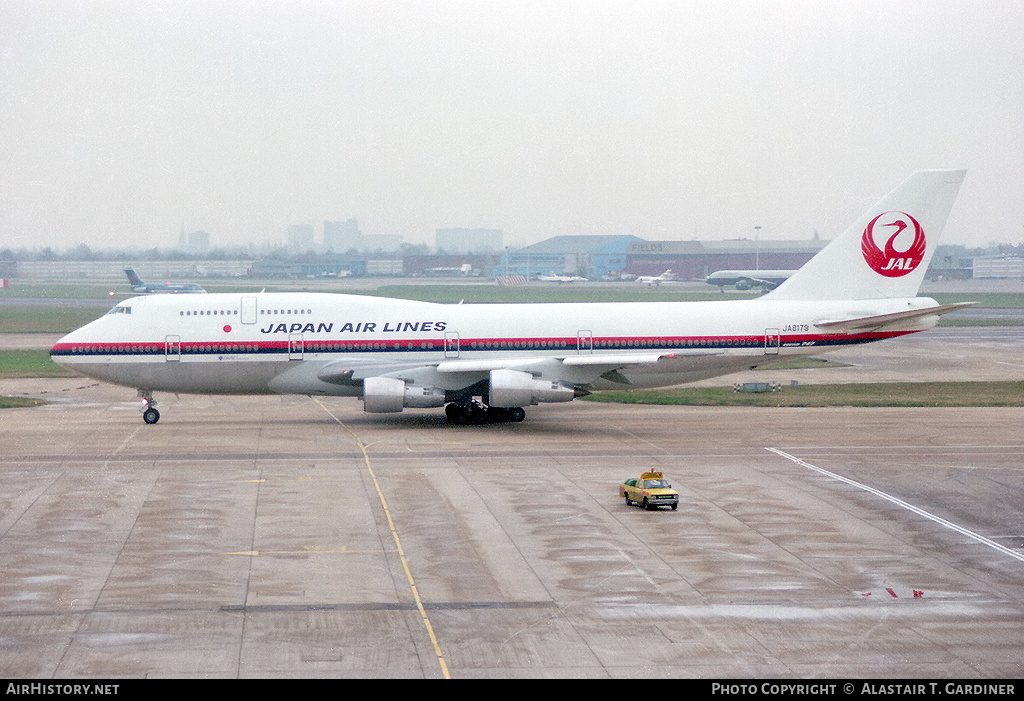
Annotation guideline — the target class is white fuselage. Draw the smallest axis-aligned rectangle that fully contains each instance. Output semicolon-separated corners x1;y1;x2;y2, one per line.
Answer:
51;291;938;398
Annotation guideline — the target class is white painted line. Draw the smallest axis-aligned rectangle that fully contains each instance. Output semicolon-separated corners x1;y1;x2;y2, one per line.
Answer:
766;447;1024;564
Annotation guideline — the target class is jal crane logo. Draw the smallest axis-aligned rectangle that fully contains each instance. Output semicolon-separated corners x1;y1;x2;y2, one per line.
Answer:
861;211;926;277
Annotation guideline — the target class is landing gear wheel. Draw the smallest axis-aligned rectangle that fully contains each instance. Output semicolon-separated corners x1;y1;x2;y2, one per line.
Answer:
138;390;159;424
446;402;471;425
444;402;527;425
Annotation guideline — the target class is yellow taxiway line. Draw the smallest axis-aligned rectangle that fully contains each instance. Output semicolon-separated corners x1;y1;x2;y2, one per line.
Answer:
313;398;451;679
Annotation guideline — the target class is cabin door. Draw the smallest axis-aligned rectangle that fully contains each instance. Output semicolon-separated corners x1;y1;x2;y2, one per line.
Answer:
289;334;304;360
165;335;181;362
577;330;593;354
444;331;460;359
764;328;781;355
240;296;258;325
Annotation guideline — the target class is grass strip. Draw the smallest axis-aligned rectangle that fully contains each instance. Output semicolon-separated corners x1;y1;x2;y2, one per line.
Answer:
0;396;47;408
0;306;105;333
0;350;77;378
583;381;1024;407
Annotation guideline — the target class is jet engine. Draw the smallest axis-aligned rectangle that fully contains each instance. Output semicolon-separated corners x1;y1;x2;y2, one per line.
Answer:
487;369;576;407
362;376;445;413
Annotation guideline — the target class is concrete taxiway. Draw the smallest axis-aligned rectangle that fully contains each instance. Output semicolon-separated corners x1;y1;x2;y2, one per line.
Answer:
1;330;1023;678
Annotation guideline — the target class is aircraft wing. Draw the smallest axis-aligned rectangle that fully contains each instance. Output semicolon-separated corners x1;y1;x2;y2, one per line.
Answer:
316;358;436;385
741;275;782;286
435;352;670;372
316;349;725;388
814;302;975;332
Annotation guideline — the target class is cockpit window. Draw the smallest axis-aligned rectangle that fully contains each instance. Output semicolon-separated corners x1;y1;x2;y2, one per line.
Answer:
106;305;132;315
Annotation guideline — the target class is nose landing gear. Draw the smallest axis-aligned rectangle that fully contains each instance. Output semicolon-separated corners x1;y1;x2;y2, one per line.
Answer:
138;389;160;424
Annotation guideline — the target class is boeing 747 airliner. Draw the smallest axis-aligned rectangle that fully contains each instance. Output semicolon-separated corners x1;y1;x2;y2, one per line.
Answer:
52;170;970;425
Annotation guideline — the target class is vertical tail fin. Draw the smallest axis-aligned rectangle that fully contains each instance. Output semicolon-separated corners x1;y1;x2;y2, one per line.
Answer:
764;170;966;301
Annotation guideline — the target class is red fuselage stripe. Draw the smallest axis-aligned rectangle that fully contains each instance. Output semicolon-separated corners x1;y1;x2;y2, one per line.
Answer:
50;330;913;356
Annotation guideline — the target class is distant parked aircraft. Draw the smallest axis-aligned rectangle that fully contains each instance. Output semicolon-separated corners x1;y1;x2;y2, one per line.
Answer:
536;273;587;283
704;269;799;291
125;269;206;294
636;270;676;286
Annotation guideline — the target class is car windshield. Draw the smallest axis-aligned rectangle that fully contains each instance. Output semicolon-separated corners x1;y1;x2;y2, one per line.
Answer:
643;479;668;488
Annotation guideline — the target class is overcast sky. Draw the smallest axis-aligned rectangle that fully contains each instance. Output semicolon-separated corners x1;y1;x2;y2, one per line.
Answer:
2;0;1022;251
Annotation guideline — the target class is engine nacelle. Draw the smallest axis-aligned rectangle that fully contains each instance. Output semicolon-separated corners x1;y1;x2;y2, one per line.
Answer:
362;377;445;413
487;369;576;408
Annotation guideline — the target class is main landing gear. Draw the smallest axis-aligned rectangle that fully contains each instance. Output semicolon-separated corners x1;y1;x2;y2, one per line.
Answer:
138;389;160;424
445;401;526;425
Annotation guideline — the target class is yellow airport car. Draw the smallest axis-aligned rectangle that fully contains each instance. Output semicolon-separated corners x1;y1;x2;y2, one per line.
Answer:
620;471;679;510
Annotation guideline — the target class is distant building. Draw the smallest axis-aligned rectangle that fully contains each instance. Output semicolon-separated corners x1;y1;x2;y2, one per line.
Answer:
366;258;404;276
625;238;829;280
323;218;361;252
17;260;251;279
973;255;1024;279
184;230;210;254
287;224;315;252
322;219;405;253
927;245;973;280
250;254;364;278
436;228;503;254
502;235;643;279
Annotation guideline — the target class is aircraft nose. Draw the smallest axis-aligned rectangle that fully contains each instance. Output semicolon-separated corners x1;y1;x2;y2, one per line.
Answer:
49;324;95;371
50;331;77;368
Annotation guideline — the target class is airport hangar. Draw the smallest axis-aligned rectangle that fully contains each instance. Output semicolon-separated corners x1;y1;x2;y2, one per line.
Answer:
487;235;826;281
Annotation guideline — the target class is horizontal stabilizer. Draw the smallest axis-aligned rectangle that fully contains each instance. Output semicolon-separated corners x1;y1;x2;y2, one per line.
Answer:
814;302;975;332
